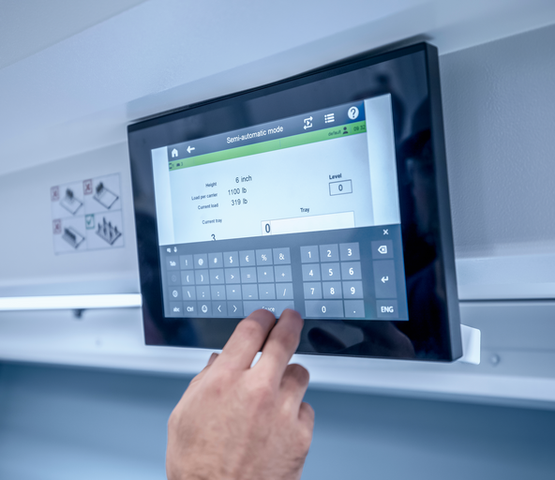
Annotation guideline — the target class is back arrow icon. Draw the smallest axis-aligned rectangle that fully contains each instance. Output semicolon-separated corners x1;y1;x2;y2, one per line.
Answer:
187;145;195;153
381;276;389;283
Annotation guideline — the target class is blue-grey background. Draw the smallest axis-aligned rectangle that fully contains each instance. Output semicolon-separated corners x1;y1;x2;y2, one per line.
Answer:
1;362;555;480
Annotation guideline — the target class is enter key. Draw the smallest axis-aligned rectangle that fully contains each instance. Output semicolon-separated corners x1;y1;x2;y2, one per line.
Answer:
372;260;397;298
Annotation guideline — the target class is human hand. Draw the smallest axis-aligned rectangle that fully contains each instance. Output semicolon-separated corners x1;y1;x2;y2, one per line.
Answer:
166;309;314;480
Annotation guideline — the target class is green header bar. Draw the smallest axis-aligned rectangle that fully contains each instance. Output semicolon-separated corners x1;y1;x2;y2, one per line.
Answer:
169;121;367;171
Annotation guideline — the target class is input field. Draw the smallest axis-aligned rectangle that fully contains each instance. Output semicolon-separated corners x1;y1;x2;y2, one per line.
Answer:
261;211;355;236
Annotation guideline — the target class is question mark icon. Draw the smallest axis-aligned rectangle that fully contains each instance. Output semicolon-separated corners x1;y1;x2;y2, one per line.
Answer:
348;106;359;120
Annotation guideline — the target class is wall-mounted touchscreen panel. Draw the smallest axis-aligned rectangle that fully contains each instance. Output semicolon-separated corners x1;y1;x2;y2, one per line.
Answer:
128;43;462;361
155;96;408;322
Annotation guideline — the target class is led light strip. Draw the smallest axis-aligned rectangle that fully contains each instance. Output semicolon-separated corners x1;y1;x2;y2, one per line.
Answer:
0;294;142;311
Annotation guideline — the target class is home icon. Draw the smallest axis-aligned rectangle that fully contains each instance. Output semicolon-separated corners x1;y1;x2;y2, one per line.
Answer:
171;148;178;158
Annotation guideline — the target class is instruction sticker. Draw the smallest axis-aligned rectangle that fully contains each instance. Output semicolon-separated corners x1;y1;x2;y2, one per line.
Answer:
51;173;124;254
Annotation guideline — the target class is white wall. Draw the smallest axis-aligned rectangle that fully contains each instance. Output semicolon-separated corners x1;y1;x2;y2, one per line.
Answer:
0;143;138;296
1;4;554;300
442;24;555;300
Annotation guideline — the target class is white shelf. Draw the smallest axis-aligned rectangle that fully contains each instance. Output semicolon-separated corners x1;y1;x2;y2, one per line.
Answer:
1;300;553;410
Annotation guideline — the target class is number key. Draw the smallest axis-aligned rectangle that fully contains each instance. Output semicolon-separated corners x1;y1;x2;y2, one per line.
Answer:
302;264;321;281
321;262;341;280
339;243;360;261
305;300;344;318
342;281;363;298
303;282;322;299
341;262;362;280
300;246;319;263
319;244;339;262
323;281;342;299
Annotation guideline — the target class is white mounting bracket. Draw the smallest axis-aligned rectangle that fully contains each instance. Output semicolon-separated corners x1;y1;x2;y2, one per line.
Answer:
457;324;481;365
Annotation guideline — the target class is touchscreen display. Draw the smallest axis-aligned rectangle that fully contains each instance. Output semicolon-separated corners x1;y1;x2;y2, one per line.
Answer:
154;95;408;322
129;43;462;360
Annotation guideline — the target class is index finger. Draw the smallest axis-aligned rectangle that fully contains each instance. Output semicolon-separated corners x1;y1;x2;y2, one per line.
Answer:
254;309;303;381
216;309;276;371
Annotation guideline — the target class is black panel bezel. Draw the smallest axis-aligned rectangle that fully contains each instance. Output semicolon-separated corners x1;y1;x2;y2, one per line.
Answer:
128;42;462;361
